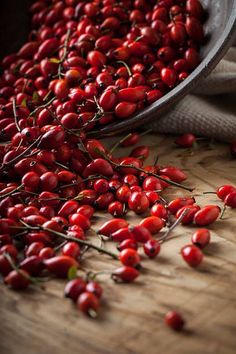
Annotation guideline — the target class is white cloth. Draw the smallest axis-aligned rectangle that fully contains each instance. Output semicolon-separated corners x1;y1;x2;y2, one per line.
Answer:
150;48;236;142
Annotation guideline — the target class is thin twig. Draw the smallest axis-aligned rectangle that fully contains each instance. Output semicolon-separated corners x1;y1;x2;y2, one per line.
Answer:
159;208;190;243
95;149;194;192
12;98;21;132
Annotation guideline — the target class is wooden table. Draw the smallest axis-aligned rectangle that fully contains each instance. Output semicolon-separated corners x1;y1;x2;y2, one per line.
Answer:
0;134;236;354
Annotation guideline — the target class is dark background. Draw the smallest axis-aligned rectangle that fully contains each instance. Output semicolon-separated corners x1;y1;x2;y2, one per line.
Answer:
0;0;33;59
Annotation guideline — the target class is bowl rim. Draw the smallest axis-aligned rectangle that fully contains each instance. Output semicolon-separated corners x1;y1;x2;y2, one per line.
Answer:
90;1;236;137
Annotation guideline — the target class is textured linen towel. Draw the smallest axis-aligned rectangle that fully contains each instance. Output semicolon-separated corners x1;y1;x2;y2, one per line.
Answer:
150;47;236;142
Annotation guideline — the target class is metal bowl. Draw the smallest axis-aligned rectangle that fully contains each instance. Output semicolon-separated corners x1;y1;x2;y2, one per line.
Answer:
1;0;236;137
93;0;236;137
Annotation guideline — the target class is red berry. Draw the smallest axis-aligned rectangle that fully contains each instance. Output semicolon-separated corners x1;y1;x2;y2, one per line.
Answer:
131;225;152;243
64;278;86;302
161;68;177;88
194;205;220;226
167;197;195;215
111;266;139;283
151;204;168;219
224;191;236;208
128;192;150;214
139;216;164;234
175;134;196;148
110;227;134;242
77;292;100;317
86;281;103;299
216;185;235;201
5;270;30;290
119;248;140;267
181;244;203;267
165;311;185;331
69;213;91;231
118;239;138;251
143;239;161;258
62;242;81;259
43;256;78;278
191;229;211;249
98;219;129;237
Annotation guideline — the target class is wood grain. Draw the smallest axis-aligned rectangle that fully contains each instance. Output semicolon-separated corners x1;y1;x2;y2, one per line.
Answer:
0;134;236;354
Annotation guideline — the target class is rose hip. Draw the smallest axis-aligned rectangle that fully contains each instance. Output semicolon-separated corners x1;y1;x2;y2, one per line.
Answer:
194;205;221;226
143;239;161;258
77;292;100;317
65;278;86;302
119;248;140;268
181;244;203;267
191;229;211;249
112;266;139;283
165;311;185;331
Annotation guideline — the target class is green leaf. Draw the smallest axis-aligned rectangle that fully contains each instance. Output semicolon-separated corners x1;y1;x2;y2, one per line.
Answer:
21;98;27;107
67;266;78;280
32;91;40;102
49;58;61;64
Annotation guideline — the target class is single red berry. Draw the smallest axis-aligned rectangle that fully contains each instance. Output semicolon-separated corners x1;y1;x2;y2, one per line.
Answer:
118;239;138;251
86;281;103;299
77;292;100;317
161;68;177;88
159;166;187;183
62;242;81;259
176;205;200;225
69;213;91;231
64;278;86;302
139;216;164;234
98;219;129;237
143;239;161;258
93;179;109;194
0;244;18;259
175;133;196;148
191;229;211;249
168;197;195;214
224;191;236;208
120;133;140;147
77;205;95;219
0;254;14;276
128;192;150;214
43;256;78;278
131;225;152;243
216;185;235;201
111;266;139;283
165;311;185;331
116;185;132;203
110;227;134;242
4;269;30;290
194;205;221;226
151;204;168;219
39;247;55;260
19;256;44;277
145;191;160;206
119;248;140;267
181;244;203;267
108;201;125;217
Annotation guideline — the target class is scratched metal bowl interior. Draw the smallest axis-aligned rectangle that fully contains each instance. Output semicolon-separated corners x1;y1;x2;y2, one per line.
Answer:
1;0;236;137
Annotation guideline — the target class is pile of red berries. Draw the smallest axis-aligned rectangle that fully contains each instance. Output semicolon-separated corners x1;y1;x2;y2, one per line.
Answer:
0;0;207;135
0;0;233;331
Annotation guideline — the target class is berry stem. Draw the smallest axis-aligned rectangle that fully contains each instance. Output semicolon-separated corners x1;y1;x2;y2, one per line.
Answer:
96;149;194;192
18;222;118;259
12;98;21;132
0;183;24;199
159;208;190;243
116;60;132;77
0;136;42;172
